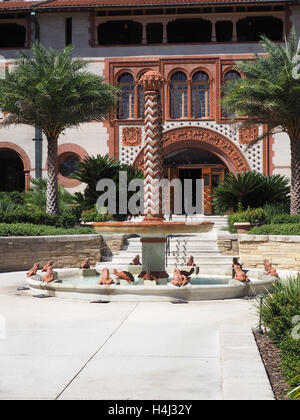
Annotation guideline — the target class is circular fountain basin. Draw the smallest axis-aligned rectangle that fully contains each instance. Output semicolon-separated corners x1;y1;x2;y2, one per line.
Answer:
93;220;214;235
26;268;276;302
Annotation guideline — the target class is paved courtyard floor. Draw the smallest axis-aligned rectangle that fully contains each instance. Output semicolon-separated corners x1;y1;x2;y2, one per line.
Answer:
0;271;274;400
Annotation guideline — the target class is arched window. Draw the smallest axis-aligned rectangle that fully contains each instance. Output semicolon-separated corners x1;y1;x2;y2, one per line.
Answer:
192;71;210;118
224;70;241;82
223;70;241;117
170;72;188;119
118;73;135;119
138;84;145;119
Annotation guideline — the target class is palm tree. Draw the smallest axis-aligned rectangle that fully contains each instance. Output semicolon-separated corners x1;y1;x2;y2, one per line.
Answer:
222;28;300;214
0;42;117;214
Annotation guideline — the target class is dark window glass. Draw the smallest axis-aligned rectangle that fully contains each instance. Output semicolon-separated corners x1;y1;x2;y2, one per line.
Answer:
192;72;210;118
59;156;79;178
170;72;188;119
118;73;135;119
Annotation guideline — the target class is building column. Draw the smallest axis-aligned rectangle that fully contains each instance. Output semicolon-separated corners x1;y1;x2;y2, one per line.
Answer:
162;21;168;44
232;18;237;42
211;19;216;42
142;22;147;44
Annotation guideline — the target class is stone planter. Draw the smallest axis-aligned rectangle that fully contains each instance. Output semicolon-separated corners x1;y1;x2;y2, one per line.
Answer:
234;222;252;234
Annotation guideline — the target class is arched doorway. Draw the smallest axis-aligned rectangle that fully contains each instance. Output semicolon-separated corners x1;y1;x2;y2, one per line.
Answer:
164;148;227;215
133;126;250;215
0;149;25;192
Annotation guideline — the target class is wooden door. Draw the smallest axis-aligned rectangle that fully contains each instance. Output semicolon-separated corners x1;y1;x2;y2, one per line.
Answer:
202;168;213;215
202;168;225;215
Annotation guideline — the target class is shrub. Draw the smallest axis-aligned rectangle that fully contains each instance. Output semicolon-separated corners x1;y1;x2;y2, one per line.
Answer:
81;208;113;223
263;202;291;223
256;276;300;346
270;214;300;225
249;223;300;235
72;154;143;212
0;208;77;228
0;191;25;205
0;223;94;237
228;207;267;232
280;336;300;387
213;170;290;214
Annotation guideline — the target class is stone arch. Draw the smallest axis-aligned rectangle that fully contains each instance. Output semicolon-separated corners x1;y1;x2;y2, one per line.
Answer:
0;142;31;191
133;126;250;173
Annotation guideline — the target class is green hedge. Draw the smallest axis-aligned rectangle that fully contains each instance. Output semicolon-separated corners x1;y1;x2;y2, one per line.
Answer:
0;223;94;237
81;208;113;223
249;223;300;235
0;209;77;228
256;276;300;392
228;208;267;232
280;336;300;387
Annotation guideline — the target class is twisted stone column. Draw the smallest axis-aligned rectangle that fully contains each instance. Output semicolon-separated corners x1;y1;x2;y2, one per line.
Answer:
139;71;165;219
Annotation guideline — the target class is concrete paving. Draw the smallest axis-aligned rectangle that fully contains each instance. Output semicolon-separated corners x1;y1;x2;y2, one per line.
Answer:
0;271;274;400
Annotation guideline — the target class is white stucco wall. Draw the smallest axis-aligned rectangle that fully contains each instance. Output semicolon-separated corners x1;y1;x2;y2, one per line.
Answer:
272;131;291;179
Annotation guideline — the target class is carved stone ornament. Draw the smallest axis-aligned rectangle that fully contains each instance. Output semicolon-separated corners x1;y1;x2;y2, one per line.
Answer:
239;125;258;145
134;126;250;173
122;126;142;147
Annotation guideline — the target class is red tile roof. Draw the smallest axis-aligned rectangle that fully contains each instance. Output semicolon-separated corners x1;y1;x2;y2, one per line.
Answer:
0;0;289;11
37;0;287;6
0;1;35;10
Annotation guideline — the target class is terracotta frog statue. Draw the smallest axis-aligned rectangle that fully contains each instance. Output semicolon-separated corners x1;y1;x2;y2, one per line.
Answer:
130;255;141;266
113;269;134;283
80;258;90;269
42;260;54;273
98;268;114;285
263;259;278;277
27;263;40;278
143;270;157;283
234;265;249;284
186;256;196;267
171;268;189;287
43;266;55;284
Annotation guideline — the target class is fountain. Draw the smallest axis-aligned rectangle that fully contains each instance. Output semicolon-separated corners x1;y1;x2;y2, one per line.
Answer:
26;71;276;301
93;70;213;284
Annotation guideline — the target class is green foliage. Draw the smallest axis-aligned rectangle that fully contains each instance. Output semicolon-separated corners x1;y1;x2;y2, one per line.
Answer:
222;28;300;137
213;170;290;214
256;276;300;345
0;223;94;237
288;375;300;400
249;223;300;235
81;208;113;223
263;202;291;223
0;42;118;138
228;207;267;232
0;199;21;213
25;178;74;212
270;214;300;224
0;191;25;205
72;154;143;215
0;208;77;228
280;337;300;387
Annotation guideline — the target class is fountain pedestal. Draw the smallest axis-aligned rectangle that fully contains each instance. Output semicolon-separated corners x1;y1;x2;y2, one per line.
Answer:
138;236;168;284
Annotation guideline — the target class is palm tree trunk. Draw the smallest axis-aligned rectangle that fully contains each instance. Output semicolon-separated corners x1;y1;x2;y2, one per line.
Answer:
290;138;300;215
46;137;59;215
